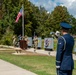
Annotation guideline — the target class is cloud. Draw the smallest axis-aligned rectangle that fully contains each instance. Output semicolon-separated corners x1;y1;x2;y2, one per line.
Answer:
29;0;76;18
29;0;57;12
64;0;76;17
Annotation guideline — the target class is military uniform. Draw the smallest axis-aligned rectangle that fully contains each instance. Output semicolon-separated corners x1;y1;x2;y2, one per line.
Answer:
55;31;60;38
24;35;28;49
56;22;74;75
17;35;22;47
33;36;38;52
24;35;28;44
12;36;16;47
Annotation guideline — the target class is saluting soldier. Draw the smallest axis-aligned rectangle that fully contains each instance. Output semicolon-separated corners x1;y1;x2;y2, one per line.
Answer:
56;22;74;75
55;31;60;39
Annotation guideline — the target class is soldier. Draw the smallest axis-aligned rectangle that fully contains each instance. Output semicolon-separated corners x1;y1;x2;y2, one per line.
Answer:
33;35;38;52
24;35;28;49
24;35;28;42
55;31;60;38
56;22;74;75
17;34;22;47
12;35;16;47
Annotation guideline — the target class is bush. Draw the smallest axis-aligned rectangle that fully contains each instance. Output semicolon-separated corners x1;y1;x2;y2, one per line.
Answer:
0;27;14;45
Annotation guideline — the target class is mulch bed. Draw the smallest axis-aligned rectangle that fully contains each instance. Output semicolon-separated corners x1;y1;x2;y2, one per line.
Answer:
0;47;48;56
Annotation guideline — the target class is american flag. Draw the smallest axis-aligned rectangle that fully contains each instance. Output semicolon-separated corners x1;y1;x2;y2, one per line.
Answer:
15;8;22;23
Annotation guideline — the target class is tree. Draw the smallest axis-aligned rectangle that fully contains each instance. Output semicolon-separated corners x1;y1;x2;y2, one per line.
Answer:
0;0;76;45
69;15;76;34
0;27;14;45
49;6;72;31
0;0;3;19
35;6;50;38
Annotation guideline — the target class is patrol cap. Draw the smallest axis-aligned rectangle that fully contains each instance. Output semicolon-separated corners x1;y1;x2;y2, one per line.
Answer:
60;22;72;29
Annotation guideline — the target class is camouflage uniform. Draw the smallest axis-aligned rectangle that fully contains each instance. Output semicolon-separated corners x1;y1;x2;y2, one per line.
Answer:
24;35;28;47
12;36;16;47
33;36;38;52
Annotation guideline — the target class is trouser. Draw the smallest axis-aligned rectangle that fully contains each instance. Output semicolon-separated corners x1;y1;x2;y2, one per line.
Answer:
56;69;73;75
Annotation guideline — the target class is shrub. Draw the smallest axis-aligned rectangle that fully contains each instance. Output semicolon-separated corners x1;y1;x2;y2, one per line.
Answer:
0;27;14;45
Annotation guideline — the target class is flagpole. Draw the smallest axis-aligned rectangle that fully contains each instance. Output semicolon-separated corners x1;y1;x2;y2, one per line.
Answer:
22;4;24;38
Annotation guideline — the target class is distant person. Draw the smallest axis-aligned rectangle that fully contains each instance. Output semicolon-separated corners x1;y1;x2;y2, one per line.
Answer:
50;32;55;38
18;34;22;41
24;35;28;48
12;35;16;47
24;35;28;42
33;36;38;52
55;31;60;38
17;34;22;47
56;22;74;75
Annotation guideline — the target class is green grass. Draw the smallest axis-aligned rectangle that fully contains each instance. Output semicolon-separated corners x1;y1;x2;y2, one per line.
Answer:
0;50;76;75
53;39;57;50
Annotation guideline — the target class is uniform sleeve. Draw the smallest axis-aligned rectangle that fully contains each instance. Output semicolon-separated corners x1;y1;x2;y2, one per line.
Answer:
56;37;64;68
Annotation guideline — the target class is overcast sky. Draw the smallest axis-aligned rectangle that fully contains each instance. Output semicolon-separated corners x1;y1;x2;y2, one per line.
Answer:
29;0;76;18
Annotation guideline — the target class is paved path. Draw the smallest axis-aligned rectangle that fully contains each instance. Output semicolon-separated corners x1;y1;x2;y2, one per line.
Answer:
26;48;56;56
26;48;76;60
0;59;37;75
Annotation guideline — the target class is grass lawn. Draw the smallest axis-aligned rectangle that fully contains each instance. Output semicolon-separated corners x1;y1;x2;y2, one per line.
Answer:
0;50;76;75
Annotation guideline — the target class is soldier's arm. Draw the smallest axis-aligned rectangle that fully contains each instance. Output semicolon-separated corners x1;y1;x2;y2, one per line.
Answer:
56;37;64;68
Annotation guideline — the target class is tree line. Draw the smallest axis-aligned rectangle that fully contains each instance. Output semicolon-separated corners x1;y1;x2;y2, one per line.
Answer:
0;0;76;45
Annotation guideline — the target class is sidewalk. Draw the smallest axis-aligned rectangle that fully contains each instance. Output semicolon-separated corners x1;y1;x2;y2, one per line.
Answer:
26;48;56;56
26;48;76;60
0;59;37;75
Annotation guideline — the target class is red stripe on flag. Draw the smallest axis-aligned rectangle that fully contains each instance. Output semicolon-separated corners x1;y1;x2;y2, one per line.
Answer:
15;8;22;23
